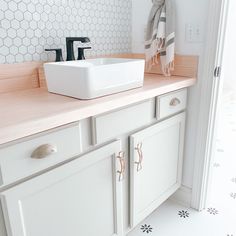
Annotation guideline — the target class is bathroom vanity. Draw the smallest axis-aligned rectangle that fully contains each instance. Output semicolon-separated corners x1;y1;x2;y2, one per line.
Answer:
0;72;196;236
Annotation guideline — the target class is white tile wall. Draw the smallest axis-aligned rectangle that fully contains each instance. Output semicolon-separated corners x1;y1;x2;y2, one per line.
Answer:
0;0;132;63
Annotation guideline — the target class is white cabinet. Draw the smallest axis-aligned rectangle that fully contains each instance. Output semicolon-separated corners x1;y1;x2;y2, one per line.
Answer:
0;89;189;236
92;99;155;144
0;140;124;236
130;112;186;227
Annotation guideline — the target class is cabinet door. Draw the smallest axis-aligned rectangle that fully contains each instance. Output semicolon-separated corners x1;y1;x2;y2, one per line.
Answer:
130;112;185;227
0;140;124;236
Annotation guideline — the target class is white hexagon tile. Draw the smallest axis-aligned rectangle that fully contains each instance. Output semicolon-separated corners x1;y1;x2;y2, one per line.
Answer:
0;0;132;63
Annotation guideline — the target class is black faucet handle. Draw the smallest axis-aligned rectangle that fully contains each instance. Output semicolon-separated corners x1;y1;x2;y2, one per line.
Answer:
45;49;64;62
77;47;92;60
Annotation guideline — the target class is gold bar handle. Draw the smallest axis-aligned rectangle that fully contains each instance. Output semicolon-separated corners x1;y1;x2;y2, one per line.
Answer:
31;144;57;159
135;143;143;172
117;151;125;181
170;97;181;106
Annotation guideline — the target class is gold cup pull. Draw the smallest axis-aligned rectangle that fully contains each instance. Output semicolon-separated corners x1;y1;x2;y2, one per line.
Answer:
31;144;57;159
135;143;143;172
170;97;181;106
117;151;125;181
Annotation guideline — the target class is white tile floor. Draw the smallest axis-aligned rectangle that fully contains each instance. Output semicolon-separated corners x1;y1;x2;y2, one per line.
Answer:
128;90;236;236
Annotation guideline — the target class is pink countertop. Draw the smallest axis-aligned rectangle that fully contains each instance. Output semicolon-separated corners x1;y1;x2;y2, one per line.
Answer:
0;74;196;145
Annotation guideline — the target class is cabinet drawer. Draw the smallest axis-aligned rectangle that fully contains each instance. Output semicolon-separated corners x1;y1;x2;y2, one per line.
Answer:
157;89;187;120
0;124;82;187
92;99;155;144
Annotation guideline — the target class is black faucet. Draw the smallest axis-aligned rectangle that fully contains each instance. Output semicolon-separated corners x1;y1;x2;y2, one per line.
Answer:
66;37;90;61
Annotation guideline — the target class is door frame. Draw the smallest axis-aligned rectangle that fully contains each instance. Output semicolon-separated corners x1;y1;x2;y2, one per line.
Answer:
191;0;230;210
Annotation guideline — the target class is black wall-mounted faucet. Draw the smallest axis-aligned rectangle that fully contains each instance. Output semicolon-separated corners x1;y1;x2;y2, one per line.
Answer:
66;37;90;61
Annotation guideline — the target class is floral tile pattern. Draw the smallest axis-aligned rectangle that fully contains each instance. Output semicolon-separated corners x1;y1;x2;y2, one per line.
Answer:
178;210;190;218
213;163;221;168
140;224;153;234
230;193;236;199
207;207;219;215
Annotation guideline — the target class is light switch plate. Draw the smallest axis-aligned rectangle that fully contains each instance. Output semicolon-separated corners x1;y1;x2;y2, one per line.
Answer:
185;23;203;43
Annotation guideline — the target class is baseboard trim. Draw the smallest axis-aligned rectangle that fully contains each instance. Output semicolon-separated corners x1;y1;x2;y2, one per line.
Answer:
169;185;192;208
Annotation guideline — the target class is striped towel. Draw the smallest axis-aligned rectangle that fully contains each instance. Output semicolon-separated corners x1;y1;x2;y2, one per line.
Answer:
145;0;175;76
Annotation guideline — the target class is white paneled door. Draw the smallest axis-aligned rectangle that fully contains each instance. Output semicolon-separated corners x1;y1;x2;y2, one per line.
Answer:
130;113;186;227
0;140;124;236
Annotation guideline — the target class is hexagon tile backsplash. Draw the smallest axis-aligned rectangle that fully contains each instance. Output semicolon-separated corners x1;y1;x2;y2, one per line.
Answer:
0;0;132;64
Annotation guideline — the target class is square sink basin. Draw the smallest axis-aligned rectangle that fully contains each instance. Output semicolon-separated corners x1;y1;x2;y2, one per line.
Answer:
44;58;145;99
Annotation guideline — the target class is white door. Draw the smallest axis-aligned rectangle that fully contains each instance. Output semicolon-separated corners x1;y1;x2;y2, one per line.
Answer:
191;0;230;210
130;113;185;227
0;140;124;236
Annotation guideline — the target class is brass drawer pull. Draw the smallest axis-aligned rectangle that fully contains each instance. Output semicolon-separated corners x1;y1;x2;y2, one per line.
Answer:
117;151;125;181
135;143;143;172
170;97;181;106
31;144;57;159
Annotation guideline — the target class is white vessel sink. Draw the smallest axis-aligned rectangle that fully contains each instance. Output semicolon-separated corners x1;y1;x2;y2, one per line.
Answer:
44;58;145;99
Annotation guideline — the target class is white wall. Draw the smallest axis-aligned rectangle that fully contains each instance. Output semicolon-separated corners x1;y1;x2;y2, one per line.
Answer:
132;0;209;54
132;0;210;189
131;1;152;53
